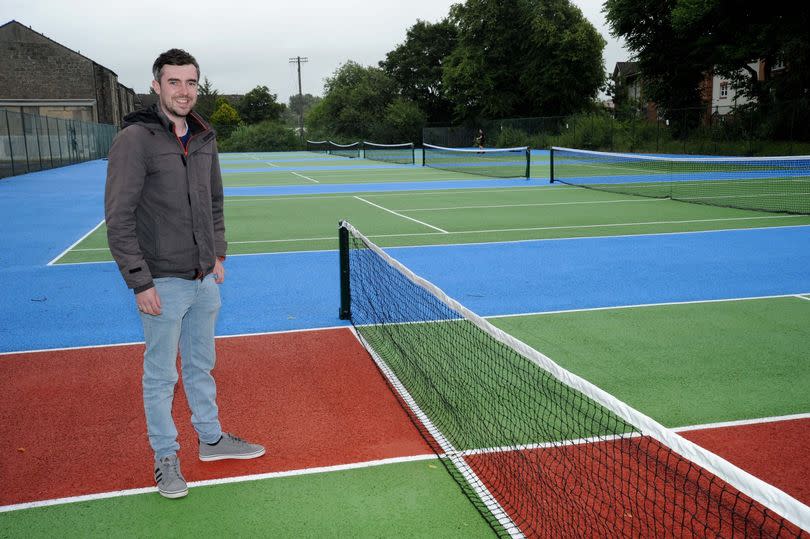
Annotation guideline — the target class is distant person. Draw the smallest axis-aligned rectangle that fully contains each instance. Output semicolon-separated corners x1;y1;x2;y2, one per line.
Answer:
105;48;265;500
474;128;486;150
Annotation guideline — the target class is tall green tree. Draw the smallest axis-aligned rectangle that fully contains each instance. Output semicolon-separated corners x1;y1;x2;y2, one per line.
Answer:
380;19;458;123
283;93;322;126
307;61;402;140
442;0;605;120
667;1;810;105
195;77;219;120
237;85;286;125
604;0;710;114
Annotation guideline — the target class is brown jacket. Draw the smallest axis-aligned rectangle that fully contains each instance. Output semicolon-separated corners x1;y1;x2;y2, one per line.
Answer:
104;105;226;293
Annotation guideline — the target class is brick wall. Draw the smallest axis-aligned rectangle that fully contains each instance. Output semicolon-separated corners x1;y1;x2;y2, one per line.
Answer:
0;21;135;126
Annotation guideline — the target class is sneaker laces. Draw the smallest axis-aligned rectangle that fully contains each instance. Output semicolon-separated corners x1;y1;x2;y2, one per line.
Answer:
225;433;249;445
158;456;182;478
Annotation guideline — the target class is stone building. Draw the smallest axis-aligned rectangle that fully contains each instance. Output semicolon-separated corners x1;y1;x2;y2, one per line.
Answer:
0;20;135;127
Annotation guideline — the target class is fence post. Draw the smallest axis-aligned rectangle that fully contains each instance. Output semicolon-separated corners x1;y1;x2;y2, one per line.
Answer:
4;110;15;177
46;117;55;168
20;113;31;173
33;114;43;171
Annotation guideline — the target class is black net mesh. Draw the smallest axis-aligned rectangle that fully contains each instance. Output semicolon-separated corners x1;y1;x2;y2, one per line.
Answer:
340;221;808;538
551;147;810;215
423;144;530;179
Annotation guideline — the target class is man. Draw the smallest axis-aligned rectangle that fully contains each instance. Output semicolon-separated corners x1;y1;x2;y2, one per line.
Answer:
105;49;264;500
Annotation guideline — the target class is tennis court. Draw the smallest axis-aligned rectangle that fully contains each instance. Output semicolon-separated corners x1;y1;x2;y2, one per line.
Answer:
1;150;809;536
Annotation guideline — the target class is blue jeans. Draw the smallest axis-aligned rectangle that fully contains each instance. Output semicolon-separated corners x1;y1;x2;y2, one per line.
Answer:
139;274;223;460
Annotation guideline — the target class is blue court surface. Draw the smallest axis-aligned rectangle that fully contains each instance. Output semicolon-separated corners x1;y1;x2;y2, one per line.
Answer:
1;158;809;353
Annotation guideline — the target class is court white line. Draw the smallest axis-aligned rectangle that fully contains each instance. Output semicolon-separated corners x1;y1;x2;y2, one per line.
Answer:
0;454;439;513
290;171;318;183
402;198;664;211
0;324;351;357
60;220;810;256
47;220;105;266
672;413;810;433
264;162;280;168
796;294;810;302
353;196;448;233
3;411;807;514
485;292;810;320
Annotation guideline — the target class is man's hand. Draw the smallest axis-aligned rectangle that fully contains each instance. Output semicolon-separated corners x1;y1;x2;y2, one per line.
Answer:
136;287;162;316
214;258;225;284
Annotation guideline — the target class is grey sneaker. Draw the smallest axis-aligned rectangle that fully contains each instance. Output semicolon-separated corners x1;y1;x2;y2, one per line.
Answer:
199;433;265;461
154;455;188;499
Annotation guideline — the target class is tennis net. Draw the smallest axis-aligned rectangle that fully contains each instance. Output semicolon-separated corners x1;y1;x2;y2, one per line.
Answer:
338;220;809;538
550;147;810;215
305;140;361;158
423;143;530;179
363;141;415;165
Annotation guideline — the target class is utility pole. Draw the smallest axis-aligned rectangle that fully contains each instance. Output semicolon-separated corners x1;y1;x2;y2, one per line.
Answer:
289;56;308;143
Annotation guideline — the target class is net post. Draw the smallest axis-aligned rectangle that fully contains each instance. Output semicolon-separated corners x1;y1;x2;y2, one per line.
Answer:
421;145;426;167
525;147;530;179
338;221;351;320
549;147;555;183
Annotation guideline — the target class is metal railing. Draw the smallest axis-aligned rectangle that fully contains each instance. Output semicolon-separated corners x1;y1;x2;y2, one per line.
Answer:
0;109;118;179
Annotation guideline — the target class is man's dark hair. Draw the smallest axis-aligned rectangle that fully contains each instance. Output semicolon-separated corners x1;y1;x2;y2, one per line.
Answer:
152;49;200;82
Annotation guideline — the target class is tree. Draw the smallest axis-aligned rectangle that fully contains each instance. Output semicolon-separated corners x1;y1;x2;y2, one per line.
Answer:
237;85;285;125
604;0;709;115
210;99;241;138
442;0;605;121
195;77;219;120
307;61;400;140
378;98;428;143
380;19;458;123
667;1;810;105
283;93;322;126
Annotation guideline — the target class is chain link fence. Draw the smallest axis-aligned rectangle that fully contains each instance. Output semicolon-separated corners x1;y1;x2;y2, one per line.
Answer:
0;109;118;179
423;99;810;156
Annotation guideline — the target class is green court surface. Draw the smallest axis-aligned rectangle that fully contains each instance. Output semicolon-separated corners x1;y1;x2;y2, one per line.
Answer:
55;185;810;264
0;459;493;538
491;296;810;428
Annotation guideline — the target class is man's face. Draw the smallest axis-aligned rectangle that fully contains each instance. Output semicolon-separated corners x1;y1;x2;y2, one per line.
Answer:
151;64;198;121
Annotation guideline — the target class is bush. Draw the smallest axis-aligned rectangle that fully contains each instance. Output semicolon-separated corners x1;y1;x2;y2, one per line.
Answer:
219;121;302;152
210;101;241;139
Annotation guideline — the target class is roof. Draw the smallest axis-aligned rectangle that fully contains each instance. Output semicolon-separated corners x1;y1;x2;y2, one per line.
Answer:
613;61;640;79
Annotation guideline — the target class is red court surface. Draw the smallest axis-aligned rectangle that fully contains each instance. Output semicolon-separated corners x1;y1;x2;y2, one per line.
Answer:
680;418;810;506
1;326;807;527
0;328;431;506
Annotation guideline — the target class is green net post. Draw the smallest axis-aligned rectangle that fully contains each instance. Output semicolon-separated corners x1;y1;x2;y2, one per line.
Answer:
338;222;351;320
422;146;426;167
549;147;555;183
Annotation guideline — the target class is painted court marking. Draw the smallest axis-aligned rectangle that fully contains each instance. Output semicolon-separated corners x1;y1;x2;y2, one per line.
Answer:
290;171;319;183
55;221;810;263
0;454;438;513
353;196;448;233
47;220;105;265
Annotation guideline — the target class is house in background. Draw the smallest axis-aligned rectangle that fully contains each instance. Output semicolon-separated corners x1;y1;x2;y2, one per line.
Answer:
0;20;135;127
611;61;658;120
708;59;786;114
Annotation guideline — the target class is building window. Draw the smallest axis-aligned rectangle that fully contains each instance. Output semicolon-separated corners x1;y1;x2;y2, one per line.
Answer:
720;82;728;99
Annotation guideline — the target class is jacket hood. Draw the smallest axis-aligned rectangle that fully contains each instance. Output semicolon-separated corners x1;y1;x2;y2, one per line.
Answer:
122;104;163;129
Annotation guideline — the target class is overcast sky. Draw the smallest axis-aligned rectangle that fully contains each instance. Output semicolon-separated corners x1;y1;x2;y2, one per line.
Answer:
6;0;629;103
